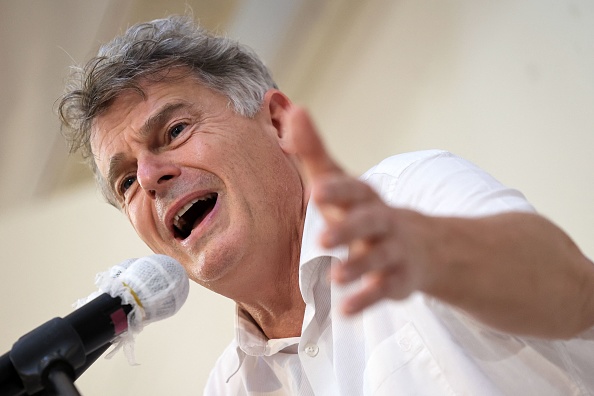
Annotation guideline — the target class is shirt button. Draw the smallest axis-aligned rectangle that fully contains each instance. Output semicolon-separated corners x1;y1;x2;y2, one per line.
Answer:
304;343;319;357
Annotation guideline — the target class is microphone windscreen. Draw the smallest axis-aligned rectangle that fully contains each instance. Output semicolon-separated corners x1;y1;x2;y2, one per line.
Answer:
118;254;189;325
79;254;190;364
108;257;138;278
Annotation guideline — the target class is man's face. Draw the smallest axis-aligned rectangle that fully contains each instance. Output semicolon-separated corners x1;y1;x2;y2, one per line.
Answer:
91;74;305;296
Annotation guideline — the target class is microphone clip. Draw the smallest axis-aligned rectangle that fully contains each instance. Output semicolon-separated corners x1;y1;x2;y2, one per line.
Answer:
10;317;85;395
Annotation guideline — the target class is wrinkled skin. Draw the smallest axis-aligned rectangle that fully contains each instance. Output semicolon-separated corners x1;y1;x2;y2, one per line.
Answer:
91;74;306;325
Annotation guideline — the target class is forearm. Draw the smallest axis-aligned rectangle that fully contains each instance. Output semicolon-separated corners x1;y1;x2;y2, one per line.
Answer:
424;211;594;339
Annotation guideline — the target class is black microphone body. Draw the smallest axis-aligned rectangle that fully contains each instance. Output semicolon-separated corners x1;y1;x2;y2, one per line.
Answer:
0;293;132;396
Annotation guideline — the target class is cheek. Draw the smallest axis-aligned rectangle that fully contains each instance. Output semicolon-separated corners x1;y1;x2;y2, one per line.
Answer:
128;201;162;250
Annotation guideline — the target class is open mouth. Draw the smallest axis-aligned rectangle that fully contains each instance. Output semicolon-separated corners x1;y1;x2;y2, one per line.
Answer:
172;193;218;240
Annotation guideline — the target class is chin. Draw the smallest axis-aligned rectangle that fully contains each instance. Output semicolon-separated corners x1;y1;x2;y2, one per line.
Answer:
185;249;237;288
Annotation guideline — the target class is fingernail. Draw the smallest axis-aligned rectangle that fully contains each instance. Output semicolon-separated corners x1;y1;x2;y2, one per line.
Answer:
337;266;355;283
320;232;338;248
342;300;357;315
326;233;338;246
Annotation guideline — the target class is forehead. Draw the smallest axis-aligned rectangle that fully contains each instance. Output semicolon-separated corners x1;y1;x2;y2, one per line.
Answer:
95;74;205;131
91;74;220;156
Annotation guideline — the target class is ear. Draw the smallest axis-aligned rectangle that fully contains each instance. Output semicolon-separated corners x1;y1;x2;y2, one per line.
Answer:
263;89;297;154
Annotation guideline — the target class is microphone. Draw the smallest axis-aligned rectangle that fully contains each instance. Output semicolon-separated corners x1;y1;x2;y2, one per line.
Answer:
0;254;189;396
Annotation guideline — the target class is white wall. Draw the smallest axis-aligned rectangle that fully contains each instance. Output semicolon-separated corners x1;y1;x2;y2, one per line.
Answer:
300;0;594;259
1;1;593;395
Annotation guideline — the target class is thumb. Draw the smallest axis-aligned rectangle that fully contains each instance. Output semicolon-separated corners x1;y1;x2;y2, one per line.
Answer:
287;106;343;179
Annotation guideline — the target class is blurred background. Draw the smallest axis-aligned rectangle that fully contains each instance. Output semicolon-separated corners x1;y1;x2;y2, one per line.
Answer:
1;0;593;394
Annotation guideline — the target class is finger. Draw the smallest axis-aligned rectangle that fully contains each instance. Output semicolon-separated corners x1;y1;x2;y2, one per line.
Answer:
314;175;379;208
331;239;403;283
341;270;415;315
321;204;392;247
286;106;343;178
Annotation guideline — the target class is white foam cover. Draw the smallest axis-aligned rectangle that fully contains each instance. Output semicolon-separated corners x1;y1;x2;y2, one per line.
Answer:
77;254;190;364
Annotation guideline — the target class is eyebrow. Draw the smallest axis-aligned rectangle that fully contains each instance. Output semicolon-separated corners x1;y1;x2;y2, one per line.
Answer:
139;101;191;139
105;101;193;195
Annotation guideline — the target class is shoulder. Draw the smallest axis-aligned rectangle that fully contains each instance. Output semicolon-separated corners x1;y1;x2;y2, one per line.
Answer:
361;150;534;216
361;149;450;180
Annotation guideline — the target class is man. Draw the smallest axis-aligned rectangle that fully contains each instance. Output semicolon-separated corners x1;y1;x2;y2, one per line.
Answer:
59;15;594;395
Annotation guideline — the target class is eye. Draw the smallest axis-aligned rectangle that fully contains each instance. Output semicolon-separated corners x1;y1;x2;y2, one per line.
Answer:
120;175;136;194
169;123;187;139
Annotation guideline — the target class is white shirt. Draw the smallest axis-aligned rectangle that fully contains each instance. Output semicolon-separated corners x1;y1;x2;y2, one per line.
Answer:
204;150;594;395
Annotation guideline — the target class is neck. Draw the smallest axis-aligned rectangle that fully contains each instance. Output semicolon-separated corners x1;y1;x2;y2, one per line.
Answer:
237;190;310;339
222;185;310;339
239;301;305;340
237;265;306;339
233;214;307;339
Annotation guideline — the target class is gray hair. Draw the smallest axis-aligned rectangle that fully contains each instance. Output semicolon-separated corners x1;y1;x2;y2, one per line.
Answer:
58;15;277;182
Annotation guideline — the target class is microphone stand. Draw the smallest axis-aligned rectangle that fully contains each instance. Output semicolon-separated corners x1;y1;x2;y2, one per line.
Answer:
5;317;110;396
2;292;131;395
44;365;81;396
34;344;110;396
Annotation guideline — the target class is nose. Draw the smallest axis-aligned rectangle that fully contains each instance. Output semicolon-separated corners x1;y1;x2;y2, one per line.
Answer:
136;154;180;198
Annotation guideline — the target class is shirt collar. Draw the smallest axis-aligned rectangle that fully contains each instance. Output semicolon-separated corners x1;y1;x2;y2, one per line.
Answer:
235;305;301;356
299;202;347;304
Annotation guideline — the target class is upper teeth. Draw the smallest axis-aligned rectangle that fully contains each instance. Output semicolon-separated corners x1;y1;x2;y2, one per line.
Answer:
173;193;215;228
175;200;198;223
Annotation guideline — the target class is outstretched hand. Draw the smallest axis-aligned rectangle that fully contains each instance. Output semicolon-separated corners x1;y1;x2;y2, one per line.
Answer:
286;106;436;315
284;106;594;338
